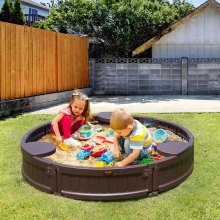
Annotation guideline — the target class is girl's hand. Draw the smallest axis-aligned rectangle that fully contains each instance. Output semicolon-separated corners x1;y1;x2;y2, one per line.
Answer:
87;122;94;129
56;135;62;144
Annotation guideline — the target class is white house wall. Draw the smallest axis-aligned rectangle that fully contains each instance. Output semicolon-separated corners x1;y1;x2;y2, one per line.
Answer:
0;0;49;17
153;4;220;58
22;3;49;17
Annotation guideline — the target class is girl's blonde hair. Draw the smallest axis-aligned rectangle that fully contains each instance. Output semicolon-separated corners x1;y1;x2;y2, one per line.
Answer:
110;108;133;130
68;90;92;123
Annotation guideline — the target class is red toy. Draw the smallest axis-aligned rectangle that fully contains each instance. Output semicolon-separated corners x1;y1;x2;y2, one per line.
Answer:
93;136;114;145
81;144;94;152
153;156;162;161
90;147;107;157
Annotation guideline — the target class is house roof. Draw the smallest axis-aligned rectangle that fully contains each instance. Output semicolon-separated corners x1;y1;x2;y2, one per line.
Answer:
132;0;220;56
21;0;49;10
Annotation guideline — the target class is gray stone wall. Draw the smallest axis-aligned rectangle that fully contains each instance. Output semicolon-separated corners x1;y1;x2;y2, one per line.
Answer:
89;58;220;95
0;88;92;117
188;59;220;95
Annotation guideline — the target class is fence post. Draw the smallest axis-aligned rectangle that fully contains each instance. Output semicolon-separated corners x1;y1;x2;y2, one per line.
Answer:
181;57;188;95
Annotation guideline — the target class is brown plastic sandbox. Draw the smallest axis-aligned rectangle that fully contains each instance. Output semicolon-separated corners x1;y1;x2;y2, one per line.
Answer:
21;112;194;201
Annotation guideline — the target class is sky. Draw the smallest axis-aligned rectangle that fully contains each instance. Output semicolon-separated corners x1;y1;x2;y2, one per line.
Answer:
33;0;220;8
34;0;51;5
177;0;220;7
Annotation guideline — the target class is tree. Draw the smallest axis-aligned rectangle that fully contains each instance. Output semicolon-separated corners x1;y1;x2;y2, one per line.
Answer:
38;0;194;57
11;0;25;25
32;20;49;30
0;0;13;23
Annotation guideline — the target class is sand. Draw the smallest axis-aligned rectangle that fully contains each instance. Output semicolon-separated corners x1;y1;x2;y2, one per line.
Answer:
39;124;187;167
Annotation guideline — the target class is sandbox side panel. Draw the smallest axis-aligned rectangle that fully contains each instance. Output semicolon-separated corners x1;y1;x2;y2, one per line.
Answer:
153;146;194;192
56;166;153;200
22;155;57;193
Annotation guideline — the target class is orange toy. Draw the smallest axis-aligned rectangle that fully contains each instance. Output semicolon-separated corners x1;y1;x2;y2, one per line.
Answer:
59;143;68;151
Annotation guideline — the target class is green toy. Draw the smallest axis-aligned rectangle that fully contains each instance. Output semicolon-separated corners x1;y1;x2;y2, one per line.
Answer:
141;157;154;164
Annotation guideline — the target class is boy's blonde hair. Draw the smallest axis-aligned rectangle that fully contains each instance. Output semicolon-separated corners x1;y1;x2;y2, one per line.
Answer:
110;108;134;130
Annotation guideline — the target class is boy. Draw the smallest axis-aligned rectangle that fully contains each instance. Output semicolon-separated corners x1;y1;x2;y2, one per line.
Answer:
110;108;153;167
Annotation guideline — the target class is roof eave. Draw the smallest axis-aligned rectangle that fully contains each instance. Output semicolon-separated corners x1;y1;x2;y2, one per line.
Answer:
132;0;220;56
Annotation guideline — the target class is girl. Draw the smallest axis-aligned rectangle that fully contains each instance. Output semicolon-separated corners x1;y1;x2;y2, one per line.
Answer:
51;90;93;146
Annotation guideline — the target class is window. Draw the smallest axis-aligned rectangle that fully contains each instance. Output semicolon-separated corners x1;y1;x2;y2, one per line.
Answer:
29;8;38;15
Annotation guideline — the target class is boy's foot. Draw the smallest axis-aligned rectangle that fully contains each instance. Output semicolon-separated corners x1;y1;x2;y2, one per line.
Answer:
64;137;81;147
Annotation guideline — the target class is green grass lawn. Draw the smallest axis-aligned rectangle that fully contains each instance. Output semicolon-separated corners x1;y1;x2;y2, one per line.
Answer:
0;113;220;220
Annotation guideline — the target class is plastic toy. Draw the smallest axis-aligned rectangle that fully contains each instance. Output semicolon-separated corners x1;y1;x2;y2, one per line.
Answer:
96;161;105;168
95;127;105;132
59;143;68;151
87;141;96;146
77;125;93;140
151;150;159;156
76;149;94;160
81;143;94;152
90;147;107;157
153;129;169;144
153;156;162;161
106;129;114;136
108;162;114;167
141;157;154;164
143;118;154;128
97;149;114;164
93;135;114;145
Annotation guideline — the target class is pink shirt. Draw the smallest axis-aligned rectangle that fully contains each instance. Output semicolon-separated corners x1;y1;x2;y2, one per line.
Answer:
60;108;85;125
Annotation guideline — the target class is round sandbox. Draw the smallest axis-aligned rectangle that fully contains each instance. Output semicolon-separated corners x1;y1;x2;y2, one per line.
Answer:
21;112;194;201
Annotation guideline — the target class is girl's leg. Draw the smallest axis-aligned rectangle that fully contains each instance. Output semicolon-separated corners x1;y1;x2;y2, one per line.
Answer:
70;120;84;134
51;115;72;139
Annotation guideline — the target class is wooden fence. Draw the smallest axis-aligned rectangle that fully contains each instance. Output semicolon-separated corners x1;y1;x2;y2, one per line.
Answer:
0;21;88;101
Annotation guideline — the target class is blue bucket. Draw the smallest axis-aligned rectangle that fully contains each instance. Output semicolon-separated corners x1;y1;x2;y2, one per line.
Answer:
153;129;169;143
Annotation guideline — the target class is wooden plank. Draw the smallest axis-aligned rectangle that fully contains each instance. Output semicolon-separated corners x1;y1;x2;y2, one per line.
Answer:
43;30;47;93
10;24;16;99
56;33;62;91
28;28;33;96
32;28;37;95
24;27;29;97
0;22;6;100
67;35;71;90
50;32;57;92
15;25;21;98
20;25;25;98
72;36;77;89
51;32;56;92
35;28;40;95
82;37;88;87
75;37;80;88
62;34;67;91
45;30;49;93
54;33;58;92
38;29;44;95
5;23;11;100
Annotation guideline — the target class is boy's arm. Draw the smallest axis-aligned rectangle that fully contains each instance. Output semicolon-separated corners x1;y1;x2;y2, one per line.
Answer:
115;149;140;167
113;133;121;158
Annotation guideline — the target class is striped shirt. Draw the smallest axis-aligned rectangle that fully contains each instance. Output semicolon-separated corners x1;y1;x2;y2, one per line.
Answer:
125;120;153;150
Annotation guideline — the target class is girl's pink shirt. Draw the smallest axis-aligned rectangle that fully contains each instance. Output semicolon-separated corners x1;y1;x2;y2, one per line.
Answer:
60;108;85;125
